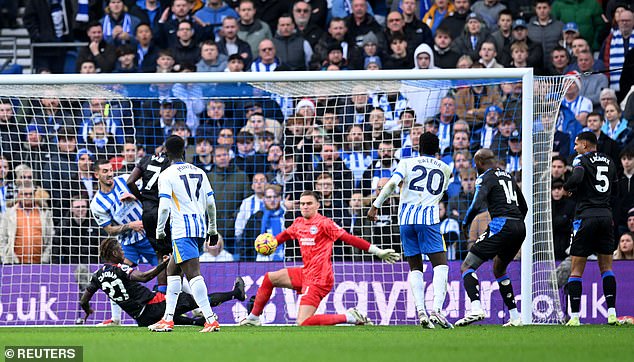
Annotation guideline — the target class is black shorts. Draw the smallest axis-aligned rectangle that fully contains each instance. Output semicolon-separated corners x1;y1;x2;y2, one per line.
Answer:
571;216;615;257
135;293;198;327
470;218;526;263
142;203;172;255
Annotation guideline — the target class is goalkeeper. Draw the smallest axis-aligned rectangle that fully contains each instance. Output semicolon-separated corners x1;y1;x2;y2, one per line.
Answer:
239;191;400;326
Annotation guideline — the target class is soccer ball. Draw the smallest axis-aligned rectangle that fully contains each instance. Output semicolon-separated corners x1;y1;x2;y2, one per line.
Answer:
254;233;278;256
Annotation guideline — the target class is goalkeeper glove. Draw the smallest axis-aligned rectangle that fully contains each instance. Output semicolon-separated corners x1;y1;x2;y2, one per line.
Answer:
156;228;166;240
368;245;401;264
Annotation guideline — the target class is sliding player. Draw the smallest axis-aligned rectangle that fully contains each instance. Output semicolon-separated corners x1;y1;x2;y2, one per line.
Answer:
456;149;527;327
240;191;400;326
148;135;221;332
368;132;453;329
80;238;245;327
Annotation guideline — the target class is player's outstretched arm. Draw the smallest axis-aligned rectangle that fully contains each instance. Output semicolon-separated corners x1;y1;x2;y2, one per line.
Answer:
463;181;488;230
368;176;400;221
125;166;144;201
339;232;401;264
129;255;170;283
79;288;96;322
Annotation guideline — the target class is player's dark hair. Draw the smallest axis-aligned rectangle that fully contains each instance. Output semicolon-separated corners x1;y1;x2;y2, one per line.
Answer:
576;131;598;146
99;238;120;262
93;159;110;173
165;135;185;159
301;190;321;203
419;132;440;155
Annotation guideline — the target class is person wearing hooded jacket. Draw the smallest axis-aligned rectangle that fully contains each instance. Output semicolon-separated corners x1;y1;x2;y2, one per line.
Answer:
400;43;449;122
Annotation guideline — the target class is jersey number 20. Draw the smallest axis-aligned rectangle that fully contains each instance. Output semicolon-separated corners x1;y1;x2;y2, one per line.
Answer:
408;165;445;195
499;180;518;205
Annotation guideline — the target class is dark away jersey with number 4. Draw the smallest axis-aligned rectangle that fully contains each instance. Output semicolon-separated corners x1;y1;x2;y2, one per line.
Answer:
463;168;527;227
137;154;171;204
87;263;155;318
565;151;616;218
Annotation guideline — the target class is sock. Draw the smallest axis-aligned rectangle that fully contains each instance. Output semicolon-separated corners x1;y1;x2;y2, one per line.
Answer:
432;265;449;312
300;314;347;326
496;275;518;312
409;270;426;316
110;300;121;322
252;273;274;317
601;271;616;313
208;291;235;307
189;275;216;324
157;284;167;294
462;269;481;312
163;275;182;322
567;277;582;315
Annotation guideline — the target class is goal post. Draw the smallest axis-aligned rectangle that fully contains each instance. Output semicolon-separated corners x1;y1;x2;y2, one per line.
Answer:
0;68;570;326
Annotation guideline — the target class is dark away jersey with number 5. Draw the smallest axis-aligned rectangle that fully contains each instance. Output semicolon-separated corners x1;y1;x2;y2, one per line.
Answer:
137;154;171;204
565;152;616;218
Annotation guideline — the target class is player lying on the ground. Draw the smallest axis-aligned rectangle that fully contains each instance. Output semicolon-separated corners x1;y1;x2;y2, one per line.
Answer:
456;149;528;327
80;238;246;327
240;190;400;326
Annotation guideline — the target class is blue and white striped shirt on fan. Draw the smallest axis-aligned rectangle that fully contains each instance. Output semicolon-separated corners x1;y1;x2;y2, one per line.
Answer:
90;175;145;246
608;29;634;91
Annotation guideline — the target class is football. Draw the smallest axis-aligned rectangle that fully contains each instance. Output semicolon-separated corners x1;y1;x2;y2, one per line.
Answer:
254;233;278;256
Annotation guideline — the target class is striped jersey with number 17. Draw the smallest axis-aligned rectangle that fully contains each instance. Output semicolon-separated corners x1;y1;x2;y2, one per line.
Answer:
391;156;452;225
158;162;214;240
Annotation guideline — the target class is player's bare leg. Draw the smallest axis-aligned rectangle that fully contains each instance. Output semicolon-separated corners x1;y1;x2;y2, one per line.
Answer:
407;255;434;329
597;254;618;325
566;256;588;326
428;252;452;328
240;268;292;326
492;256;521;326
455;253;486;327
179;258;220;332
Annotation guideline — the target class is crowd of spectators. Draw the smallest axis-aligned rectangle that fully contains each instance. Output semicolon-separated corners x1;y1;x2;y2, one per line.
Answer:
2;0;634;263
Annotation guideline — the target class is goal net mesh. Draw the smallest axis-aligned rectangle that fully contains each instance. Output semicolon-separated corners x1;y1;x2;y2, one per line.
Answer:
0;73;567;326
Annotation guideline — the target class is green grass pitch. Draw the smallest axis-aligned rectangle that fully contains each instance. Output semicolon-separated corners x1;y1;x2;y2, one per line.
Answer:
0;325;634;362
2;325;632;362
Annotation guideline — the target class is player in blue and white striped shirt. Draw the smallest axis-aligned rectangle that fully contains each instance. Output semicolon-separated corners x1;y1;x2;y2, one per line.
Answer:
149;135;220;333
90;159;157;326
368;132;453;329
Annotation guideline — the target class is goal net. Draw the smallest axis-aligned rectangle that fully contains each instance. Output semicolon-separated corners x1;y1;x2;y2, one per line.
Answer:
0;69;567;326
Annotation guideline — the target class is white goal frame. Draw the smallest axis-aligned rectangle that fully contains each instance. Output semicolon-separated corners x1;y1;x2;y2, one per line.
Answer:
0;68;536;324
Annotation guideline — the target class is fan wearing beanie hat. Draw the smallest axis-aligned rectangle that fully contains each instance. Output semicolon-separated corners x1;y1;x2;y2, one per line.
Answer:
562;71;592;125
